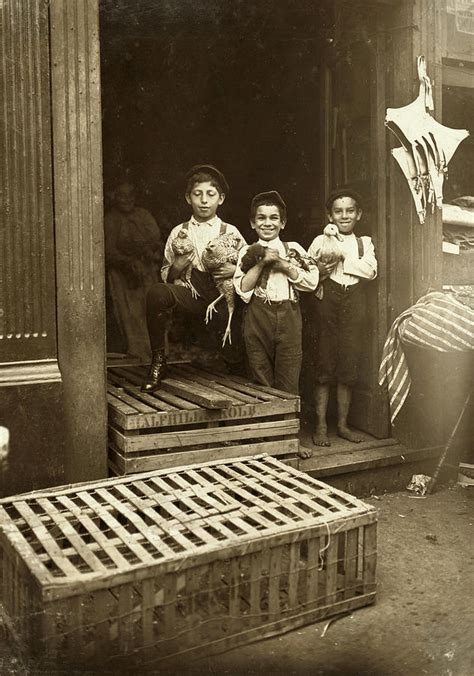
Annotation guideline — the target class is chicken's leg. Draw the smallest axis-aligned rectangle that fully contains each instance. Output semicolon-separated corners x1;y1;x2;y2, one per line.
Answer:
205;293;224;323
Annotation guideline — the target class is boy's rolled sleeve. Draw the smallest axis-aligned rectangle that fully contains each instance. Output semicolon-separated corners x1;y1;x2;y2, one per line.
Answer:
233;246;254;303
343;237;377;280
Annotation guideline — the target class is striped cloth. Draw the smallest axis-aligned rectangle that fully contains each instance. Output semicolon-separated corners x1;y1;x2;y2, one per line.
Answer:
379;291;474;422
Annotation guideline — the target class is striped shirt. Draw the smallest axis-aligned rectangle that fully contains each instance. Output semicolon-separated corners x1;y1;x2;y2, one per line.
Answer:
379;291;474;422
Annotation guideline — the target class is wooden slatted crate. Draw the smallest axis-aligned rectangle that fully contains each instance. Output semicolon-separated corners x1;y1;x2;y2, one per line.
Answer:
107;364;301;474
0;455;377;669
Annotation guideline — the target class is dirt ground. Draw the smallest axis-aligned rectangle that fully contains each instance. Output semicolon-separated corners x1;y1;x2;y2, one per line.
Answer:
0;485;472;676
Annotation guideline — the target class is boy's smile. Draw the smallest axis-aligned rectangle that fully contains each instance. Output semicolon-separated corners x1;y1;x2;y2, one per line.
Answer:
186;181;224;222
251;205;285;241
329;196;362;234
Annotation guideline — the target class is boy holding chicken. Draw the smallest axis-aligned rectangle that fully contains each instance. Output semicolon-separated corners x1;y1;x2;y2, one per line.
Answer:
234;191;319;399
142;165;246;392
308;188;377;447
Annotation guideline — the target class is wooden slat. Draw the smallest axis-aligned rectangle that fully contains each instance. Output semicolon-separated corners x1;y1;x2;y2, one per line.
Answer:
110;367;199;410
55;495;133;570
344;529;359;600
106;393;138;417
110;418;299;453
194;366;300;401
107;371;177;412
141;578;155;647
288;542;300;609
160;376;234;409
77;491;154;565
94;488;170;560
325;535;339;605
268;546;282;617
171;366;258;404
112;366;234;409
111;441;297;495
107;383;157;414
185;366;278;402
363;522;377;594
12;502;79;578
36;498;107;574
108;397;298;432
306;537;320;606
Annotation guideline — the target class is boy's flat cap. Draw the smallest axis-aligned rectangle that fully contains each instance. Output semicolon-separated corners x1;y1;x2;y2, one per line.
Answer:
325;187;364;211
185;164;229;194
251;190;287;212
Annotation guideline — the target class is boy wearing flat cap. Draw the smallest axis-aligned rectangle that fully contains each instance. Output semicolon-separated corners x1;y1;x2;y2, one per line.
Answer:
308;188;377;447
142;165;246;392
234;191;319;405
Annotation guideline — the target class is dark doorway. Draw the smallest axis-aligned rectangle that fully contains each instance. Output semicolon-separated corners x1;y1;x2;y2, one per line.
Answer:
99;0;332;244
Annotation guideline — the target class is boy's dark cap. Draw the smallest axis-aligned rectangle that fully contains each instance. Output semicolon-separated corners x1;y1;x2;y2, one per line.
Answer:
251;190;287;215
185;164;229;194
325;187;364;211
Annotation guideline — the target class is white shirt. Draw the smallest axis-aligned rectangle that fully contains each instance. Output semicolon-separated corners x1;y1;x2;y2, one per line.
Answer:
161;216;246;281
234;237;319;303
308;232;377;286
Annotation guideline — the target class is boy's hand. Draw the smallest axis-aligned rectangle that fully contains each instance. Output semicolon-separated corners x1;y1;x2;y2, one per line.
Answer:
173;251;194;271
262;248;281;266
213;262;236;280
316;259;337;278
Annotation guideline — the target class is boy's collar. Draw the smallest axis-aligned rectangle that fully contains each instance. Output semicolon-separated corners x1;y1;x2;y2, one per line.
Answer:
190;215;221;227
258;236;282;246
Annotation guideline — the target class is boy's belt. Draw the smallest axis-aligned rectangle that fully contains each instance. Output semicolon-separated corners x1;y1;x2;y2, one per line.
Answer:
326;278;360;293
253;295;298;306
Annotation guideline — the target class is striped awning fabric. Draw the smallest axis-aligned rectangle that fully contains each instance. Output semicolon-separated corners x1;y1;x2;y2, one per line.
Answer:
379;292;474;422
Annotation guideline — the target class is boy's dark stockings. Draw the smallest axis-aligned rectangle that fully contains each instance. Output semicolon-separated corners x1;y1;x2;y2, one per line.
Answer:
312;383;362;446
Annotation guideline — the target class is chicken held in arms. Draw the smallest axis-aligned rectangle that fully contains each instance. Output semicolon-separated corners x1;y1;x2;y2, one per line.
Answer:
201;233;242;346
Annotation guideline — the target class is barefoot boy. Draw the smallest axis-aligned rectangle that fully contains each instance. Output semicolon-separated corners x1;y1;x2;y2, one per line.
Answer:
308;188;377;447
142;165;245;392
234;191;319;396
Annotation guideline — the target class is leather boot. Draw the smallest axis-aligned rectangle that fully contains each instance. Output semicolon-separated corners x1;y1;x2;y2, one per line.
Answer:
141;349;167;392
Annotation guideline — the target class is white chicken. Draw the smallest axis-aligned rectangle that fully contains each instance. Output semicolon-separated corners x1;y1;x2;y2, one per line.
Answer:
314;223;344;300
315;223;344;266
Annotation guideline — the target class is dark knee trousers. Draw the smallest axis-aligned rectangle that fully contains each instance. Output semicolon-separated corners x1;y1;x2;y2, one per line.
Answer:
313;279;365;386
243;297;302;395
146;270;243;368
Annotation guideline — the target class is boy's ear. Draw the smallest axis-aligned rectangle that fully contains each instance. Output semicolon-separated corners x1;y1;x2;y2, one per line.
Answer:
280;220;287;230
185;193;191;206
218;193;225;205
356;208;363;221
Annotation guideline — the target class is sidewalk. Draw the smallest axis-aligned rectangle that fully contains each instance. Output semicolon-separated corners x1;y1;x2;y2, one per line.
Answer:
185;486;473;676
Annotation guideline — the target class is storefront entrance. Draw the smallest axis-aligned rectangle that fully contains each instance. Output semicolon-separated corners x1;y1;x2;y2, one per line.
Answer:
99;0;390;444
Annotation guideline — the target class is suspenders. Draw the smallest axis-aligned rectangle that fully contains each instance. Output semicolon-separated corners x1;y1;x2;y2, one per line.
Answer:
180;221;228;235
356;236;364;258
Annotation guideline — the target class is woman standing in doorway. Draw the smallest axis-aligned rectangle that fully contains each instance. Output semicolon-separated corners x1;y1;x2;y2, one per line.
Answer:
105;182;163;360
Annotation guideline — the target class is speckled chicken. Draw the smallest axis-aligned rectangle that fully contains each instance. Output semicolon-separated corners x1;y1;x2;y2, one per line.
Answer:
201;233;241;346
171;229;199;297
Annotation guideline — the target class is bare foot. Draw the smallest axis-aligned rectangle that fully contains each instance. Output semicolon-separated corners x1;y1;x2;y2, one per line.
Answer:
312;428;331;447
337;425;362;443
298;446;313;459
